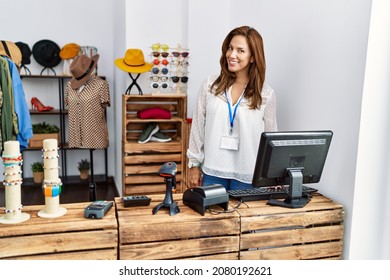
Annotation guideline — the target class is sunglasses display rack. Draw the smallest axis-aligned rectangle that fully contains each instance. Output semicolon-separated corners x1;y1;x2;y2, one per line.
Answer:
149;43;189;94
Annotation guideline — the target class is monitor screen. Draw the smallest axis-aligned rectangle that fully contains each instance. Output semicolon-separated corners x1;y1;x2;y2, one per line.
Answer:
252;130;333;208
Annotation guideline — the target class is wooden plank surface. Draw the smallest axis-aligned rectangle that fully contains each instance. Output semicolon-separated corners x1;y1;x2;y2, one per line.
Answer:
120;236;239;260
236;193;344;260
0;202;118;260
240;241;343;260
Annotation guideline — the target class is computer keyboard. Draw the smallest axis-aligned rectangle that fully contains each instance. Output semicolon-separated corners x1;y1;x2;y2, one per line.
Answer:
227;185;318;202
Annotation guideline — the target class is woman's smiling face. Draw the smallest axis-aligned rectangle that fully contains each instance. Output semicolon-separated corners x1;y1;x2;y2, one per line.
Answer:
226;35;252;75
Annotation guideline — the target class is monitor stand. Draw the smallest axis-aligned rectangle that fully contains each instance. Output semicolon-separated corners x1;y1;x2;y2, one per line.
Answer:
267;168;310;208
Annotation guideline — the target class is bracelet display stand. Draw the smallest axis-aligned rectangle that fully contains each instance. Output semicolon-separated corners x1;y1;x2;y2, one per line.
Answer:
0;141;30;224
38;139;67;218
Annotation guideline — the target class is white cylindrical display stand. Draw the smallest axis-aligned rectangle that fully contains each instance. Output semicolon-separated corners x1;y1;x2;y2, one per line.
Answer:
0;141;30;224
38;139;67;218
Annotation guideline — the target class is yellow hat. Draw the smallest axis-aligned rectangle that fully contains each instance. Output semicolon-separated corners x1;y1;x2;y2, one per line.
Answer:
114;49;153;74
0;40;22;66
60;43;80;60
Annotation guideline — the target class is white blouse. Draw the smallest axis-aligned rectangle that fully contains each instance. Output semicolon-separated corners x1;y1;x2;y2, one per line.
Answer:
187;75;278;184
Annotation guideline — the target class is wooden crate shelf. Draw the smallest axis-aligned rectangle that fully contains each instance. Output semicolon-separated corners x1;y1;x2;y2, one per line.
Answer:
122;94;187;195
236;193;344;260
0;202;118;260
115;194;240;260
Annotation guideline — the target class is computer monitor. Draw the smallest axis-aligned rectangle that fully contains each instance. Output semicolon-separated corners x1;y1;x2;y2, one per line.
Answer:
252;130;333;208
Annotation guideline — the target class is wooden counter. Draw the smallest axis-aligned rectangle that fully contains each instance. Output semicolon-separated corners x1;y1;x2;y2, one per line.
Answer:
0;202;117;260
115;194;240;260
236;193;344;260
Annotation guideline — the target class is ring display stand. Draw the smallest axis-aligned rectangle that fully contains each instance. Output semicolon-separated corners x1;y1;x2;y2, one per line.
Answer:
125;73;143;95
38;139;67;218
0;141;30;224
152;162;180;216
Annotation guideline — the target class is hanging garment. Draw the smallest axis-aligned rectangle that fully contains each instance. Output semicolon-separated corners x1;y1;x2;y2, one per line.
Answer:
65;75;110;149
0;56;32;150
8;57;33;150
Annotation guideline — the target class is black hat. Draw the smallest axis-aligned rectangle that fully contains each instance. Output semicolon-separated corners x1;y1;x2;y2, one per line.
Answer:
15;42;32;66
32;39;62;68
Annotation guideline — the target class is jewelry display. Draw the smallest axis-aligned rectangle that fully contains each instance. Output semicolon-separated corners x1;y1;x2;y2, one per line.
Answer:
0;141;30;224
37;139;67;218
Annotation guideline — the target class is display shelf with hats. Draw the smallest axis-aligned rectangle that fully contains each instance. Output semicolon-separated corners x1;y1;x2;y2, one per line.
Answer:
121;93;187;196
20;49;109;195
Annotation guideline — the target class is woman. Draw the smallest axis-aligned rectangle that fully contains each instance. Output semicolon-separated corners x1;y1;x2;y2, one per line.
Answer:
187;26;278;190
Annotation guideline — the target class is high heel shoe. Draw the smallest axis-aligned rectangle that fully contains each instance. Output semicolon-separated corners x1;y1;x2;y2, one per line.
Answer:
31;97;54;112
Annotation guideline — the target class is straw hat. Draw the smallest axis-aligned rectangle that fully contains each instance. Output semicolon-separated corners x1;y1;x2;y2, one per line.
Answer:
0;40;22;66
114;49;152;74
60;43;80;60
69;54;99;89
32;39;62;68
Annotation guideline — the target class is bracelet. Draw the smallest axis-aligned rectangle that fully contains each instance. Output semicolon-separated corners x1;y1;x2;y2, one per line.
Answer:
42;155;59;159
41;148;59;152
188;162;201;168
3;205;23;213
42;183;62;197
3;180;23;186
3;170;22;176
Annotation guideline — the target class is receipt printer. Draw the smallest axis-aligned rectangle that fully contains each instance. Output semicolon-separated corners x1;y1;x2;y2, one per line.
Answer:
183;184;229;215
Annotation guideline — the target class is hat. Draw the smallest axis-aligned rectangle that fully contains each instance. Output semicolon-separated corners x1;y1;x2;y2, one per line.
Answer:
60;43;80;60
32;39;62;68
115;49;153;73
15;42;32;66
69;54;99;89
0;40;22;66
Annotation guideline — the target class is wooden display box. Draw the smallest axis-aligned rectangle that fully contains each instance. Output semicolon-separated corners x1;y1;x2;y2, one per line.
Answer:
115;194;240;260
236;193;344;260
122;94;187;195
0;202;117;260
29;133;60;148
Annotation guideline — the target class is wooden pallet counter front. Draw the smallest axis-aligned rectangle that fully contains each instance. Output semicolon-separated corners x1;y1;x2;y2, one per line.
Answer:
0;202;118;260
236;193;344;260
115;194;240;260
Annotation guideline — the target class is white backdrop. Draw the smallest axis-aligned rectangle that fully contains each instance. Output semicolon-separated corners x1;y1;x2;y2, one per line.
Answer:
1;0;388;259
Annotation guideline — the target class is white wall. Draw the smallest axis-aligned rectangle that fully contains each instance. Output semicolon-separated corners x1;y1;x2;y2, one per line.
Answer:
1;0;388;259
0;0;116;179
350;0;390;259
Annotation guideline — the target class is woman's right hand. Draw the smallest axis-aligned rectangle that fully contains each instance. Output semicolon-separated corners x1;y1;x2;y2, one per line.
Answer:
188;167;202;188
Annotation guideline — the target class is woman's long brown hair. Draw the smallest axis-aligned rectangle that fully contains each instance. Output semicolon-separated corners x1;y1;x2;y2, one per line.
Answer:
211;26;266;109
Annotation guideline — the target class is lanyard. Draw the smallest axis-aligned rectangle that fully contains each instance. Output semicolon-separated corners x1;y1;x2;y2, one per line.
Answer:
225;90;245;135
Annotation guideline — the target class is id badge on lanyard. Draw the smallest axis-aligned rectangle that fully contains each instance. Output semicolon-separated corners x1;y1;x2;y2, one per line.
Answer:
220;91;244;151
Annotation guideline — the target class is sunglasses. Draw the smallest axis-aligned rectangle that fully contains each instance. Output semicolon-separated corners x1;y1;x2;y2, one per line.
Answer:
150;76;169;82
151;67;169;75
151;43;169;52
170;60;189;67
152;51;169;58
151;82;169;89
153;58;169;66
171;76;189;83
171;51;189;58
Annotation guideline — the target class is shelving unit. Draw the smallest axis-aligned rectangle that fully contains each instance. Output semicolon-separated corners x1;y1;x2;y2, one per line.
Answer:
21;74;108;186
122;94;187;195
